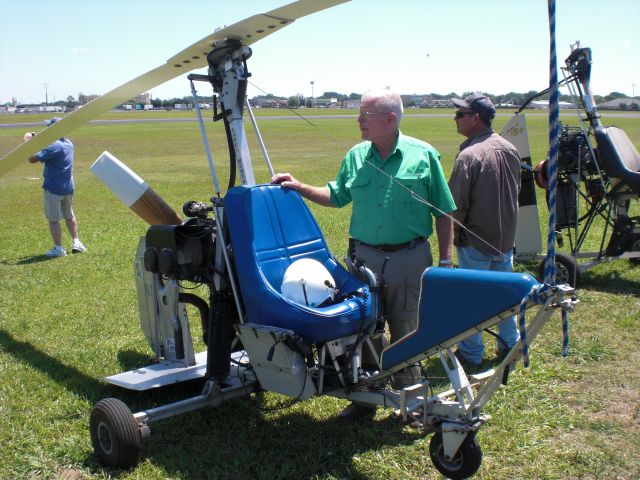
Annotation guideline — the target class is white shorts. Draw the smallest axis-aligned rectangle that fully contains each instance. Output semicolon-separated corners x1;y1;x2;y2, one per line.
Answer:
43;190;74;222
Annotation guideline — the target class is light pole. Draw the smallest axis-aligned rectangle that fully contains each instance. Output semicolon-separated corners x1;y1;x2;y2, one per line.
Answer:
633;83;636;99
43;82;49;106
310;80;314;107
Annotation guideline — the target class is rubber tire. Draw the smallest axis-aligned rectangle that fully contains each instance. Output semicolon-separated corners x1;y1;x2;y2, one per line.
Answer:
90;398;142;468
538;252;580;287
429;431;482;480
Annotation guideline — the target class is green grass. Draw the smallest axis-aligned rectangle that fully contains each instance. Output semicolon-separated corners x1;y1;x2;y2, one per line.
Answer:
0;111;639;480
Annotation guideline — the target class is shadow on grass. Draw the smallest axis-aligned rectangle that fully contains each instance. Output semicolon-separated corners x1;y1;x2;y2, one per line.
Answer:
516;256;640;294
84;360;468;479
0;328;113;401
92;396;429;479
1;254;59;265
116;349;158;372
580;264;640;294
0;329;190;408
0;329;437;477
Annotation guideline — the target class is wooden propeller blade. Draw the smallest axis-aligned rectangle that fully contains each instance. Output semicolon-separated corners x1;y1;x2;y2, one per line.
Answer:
91;151;182;225
0;0;349;177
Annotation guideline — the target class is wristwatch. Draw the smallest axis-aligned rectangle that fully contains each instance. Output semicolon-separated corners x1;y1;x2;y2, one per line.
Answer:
438;259;453;266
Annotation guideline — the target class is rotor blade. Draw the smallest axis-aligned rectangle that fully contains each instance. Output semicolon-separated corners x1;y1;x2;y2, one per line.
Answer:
0;63;175;177
167;0;350;68
0;0;350;177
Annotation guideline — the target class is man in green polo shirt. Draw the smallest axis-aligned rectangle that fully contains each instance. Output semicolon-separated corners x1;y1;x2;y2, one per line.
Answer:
272;89;455;418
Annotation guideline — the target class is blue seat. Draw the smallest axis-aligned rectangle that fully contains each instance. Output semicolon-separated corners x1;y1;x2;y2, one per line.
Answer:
224;185;372;343
595;126;640;195
382;267;539;369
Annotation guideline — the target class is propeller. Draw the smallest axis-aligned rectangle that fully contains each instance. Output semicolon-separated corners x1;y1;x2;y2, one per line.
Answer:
91;151;183;225
0;0;349;177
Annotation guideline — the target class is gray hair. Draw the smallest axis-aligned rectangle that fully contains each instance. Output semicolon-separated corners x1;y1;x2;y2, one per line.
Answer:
361;89;403;127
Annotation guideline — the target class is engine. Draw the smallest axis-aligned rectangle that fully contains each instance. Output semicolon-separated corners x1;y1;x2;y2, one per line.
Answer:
534;125;606;229
143;201;217;283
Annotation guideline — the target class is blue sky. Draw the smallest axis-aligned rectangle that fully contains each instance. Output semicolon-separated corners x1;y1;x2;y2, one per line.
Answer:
1;0;638;105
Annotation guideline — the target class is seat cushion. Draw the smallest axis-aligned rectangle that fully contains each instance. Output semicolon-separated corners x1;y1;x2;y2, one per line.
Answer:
595;126;640;195
225;185;371;343
382;267;539;369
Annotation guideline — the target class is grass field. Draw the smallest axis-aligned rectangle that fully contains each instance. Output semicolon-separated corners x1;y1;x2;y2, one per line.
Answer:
0;110;639;480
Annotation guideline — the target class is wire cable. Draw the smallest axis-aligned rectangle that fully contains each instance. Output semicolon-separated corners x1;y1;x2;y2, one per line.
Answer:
248;79;536;276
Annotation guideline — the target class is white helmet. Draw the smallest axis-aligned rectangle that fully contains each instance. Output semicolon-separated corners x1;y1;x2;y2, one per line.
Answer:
281;258;336;307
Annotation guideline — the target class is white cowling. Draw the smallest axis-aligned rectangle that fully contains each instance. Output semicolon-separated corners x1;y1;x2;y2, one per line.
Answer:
281;258;336;307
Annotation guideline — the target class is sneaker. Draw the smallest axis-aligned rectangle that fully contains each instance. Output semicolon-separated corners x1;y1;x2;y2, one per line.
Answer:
71;239;87;254
45;246;67;257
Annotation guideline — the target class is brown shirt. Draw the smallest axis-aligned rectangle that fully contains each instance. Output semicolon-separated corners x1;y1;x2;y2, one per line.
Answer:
448;128;521;255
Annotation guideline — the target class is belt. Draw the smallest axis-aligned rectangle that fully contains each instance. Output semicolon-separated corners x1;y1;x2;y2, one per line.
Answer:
355;237;427;253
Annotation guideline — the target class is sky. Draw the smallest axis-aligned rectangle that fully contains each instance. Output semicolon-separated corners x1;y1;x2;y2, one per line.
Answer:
1;0;639;105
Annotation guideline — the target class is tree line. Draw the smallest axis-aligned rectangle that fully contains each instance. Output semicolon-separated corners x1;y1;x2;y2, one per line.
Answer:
8;90;636;111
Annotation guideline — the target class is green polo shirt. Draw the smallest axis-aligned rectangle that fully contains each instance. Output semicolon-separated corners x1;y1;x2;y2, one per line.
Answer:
328;132;456;245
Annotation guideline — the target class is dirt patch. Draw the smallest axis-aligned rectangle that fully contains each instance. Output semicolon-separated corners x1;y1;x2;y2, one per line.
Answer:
54;468;84;480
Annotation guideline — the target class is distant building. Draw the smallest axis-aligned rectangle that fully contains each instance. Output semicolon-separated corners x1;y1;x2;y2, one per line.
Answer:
314;98;336;107
251;96;286;108
343;99;360;109
527;100;576;109
427;99;453;108
134;93;151;105
401;94;427;107
37;105;64;112
596;98;640;110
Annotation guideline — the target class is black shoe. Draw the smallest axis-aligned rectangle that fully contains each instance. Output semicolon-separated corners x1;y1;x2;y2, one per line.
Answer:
338;402;376;420
453;349;481;367
496;347;514;362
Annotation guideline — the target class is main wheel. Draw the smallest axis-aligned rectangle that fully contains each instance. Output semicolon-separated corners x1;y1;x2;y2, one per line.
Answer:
90;398;142;468
429;431;482;480
538;252;580;287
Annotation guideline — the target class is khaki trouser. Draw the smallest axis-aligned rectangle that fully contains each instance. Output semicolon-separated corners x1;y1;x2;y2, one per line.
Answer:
43;190;74;221
353;240;432;388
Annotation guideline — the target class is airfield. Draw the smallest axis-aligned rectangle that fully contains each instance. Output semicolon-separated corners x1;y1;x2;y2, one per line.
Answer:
0;109;638;479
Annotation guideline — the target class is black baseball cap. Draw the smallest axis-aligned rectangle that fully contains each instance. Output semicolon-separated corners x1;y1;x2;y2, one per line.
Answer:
451;94;496;122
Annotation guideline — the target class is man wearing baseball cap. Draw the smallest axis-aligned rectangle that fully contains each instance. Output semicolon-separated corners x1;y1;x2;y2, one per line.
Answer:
28;117;87;257
448;93;521;365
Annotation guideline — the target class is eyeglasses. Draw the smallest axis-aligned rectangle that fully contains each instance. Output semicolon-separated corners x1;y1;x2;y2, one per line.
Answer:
455;111;477;119
358;110;391;119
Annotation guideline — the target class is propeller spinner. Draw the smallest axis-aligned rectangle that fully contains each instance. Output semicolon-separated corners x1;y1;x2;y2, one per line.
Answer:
0;0;349;177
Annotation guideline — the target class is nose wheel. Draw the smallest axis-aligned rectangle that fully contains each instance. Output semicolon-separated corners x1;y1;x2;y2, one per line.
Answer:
90;398;142;468
429;431;483;480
